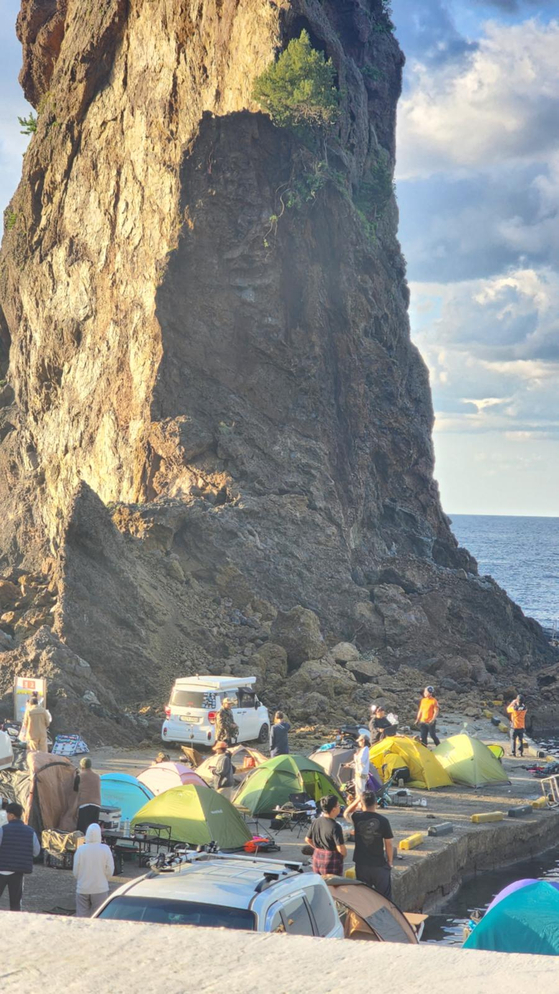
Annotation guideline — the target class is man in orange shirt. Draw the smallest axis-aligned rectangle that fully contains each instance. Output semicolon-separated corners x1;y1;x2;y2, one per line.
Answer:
507;695;527;757
416;686;440;747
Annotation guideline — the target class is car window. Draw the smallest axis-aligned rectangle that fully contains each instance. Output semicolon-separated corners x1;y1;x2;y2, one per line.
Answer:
170;691;216;709
280;895;314;936
306;884;337;935
97;896;255;931
266;906;286;934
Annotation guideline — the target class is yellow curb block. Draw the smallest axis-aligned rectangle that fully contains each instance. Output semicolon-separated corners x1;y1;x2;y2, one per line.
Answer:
344;866;356;879
531;797;548;809
483;709;494;719
471;811;504;823
399;833;425;850
498;722;509;734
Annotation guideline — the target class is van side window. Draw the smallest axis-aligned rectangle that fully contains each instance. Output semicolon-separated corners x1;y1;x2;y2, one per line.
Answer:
280;895;314;936
306;885;336;935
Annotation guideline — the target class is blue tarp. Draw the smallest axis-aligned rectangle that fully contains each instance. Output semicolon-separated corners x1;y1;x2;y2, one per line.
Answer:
464;881;559;956
100;773;154;821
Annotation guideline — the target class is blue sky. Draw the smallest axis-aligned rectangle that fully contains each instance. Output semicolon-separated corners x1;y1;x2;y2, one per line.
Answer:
1;1;558;515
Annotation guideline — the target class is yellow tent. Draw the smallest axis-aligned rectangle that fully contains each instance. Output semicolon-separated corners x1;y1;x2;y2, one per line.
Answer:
369;736;452;789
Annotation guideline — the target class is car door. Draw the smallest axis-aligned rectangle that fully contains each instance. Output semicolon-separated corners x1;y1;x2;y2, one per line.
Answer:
238;690;260;740
227;691;248;742
278;893;315;937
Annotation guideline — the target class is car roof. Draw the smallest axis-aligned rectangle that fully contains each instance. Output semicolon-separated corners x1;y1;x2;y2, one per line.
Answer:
112;859;313;910
173;676;256;690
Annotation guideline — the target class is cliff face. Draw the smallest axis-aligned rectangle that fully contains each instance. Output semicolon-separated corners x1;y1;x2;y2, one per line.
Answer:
0;0;554;735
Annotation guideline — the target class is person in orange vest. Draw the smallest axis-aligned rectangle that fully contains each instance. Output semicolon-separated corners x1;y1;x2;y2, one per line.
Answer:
507;694;527;757
416;686;440;746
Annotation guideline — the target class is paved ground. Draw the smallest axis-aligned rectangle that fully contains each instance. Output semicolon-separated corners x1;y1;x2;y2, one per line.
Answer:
2;712;557;916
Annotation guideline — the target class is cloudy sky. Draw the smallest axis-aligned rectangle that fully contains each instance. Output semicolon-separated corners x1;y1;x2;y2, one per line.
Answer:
1;1;558;516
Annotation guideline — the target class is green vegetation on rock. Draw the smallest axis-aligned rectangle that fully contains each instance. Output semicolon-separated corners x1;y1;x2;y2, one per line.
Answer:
18;113;38;136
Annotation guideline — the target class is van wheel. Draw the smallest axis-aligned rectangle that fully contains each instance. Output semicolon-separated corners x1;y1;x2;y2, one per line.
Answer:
258;723;269;744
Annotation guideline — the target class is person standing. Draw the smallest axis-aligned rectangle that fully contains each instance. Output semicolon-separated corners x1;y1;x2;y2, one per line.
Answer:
215;698;239;746
507;694;527;757
416;687;440;747
352;735;370;797
270;711;291;757
0;801;41;911
369;706;397;745
344;791;394;899
76;757;102;834
305;795;347;876
21;693;51;753
72;822;114;917
209;741;235;790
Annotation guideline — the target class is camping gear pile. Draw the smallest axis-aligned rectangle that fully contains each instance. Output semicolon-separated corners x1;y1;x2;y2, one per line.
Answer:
464;880;559;955
233;754;345;817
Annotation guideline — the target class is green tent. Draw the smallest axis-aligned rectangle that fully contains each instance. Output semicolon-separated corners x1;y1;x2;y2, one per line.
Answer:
131;784;251;850
464;881;559;955
434;734;509;788
233;754;345;816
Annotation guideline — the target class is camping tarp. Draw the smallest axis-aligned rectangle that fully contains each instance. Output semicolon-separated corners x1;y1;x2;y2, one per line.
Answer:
464;881;559;955
326;877;418;944
137;763;207;796
100;773;154;821
434;734;510;788
309;747;356;785
25;751;78;834
131;784;252;850
369;737;452;790
233;754;345;816
196;745;267;783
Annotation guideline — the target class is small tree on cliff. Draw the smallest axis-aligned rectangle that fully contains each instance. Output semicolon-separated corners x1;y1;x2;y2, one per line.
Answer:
252;31;339;144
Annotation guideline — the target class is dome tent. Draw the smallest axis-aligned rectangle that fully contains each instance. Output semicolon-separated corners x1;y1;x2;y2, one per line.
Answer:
434;734;510;788
196;745;267;783
131;784;251;850
137;762;206;796
233;754;345;816
309;746;356;785
464;881;559;955
100;773;154;821
369;736;452;790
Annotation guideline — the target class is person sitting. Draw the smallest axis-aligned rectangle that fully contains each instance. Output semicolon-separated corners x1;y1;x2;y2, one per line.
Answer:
76;757;101;835
305;795;347;877
270;711;291;757
369;706;397;744
73;822;114;917
209;741;235;790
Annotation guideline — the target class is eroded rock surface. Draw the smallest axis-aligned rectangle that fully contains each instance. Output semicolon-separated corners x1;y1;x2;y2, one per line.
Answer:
0;0;555;739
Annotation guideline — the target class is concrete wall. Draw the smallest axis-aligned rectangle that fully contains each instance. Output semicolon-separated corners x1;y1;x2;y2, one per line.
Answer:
2;915;559;993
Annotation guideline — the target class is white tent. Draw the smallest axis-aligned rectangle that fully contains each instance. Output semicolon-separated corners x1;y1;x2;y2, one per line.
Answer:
0;730;14;771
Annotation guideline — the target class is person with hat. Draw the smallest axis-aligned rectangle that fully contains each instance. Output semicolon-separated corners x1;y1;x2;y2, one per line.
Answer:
215;698;239;746
21;693;51;753
507;694;527;757
416;687;440;746
209;741;235;791
351;735;371;797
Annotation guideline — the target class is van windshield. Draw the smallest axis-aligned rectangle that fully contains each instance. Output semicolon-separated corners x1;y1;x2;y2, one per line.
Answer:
98;896;255;930
170;690;217;709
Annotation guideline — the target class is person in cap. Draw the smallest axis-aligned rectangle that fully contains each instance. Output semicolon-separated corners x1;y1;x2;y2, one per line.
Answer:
215;698;239;746
0;801;41;911
209;741;235;791
72;822;114;917
507;694;527;757
21;693;51;753
416;686;440;746
351;735;371;797
270;711;291;757
76;757;101;834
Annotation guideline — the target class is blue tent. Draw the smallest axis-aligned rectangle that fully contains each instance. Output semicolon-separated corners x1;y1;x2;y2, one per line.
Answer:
464;881;559;956
100;773;154;821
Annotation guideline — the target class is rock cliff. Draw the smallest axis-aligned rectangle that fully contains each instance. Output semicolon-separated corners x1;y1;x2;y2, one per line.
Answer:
0;0;554;738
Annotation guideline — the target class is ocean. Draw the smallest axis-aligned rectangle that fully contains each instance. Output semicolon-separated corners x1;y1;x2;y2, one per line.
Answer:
449;514;559;631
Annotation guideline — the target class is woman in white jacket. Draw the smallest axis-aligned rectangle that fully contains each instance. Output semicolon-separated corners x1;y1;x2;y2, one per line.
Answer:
73;822;114;917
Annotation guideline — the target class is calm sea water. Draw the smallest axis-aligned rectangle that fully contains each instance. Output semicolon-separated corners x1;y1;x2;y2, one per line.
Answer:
450;514;559;630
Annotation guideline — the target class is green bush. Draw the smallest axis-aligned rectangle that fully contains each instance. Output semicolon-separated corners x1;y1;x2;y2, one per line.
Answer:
4;210;18;231
18;113;38;136
252;30;339;137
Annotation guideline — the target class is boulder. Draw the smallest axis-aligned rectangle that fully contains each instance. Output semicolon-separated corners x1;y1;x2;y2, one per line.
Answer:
0;580;19;606
290;692;333;724
372;584;430;643
271;606;326;668
286;656;356;698
345;657;386;684
331;642;360;664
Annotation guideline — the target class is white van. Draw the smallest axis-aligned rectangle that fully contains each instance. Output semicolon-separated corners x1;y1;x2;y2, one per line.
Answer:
161;676;270;747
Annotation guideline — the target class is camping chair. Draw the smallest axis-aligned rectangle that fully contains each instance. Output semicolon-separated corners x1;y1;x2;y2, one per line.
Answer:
270;793;315;838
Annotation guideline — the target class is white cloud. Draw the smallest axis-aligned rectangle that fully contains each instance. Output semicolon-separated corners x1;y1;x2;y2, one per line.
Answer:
397;19;559;179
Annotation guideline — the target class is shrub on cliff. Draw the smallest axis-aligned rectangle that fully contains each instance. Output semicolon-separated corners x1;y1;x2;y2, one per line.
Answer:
252;30;339;139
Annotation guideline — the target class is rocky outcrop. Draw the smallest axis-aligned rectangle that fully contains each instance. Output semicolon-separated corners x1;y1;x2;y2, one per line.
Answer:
0;0;555;739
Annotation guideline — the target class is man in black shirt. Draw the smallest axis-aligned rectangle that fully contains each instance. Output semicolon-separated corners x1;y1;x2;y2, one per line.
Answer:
344;790;394;899
369;706;397;745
